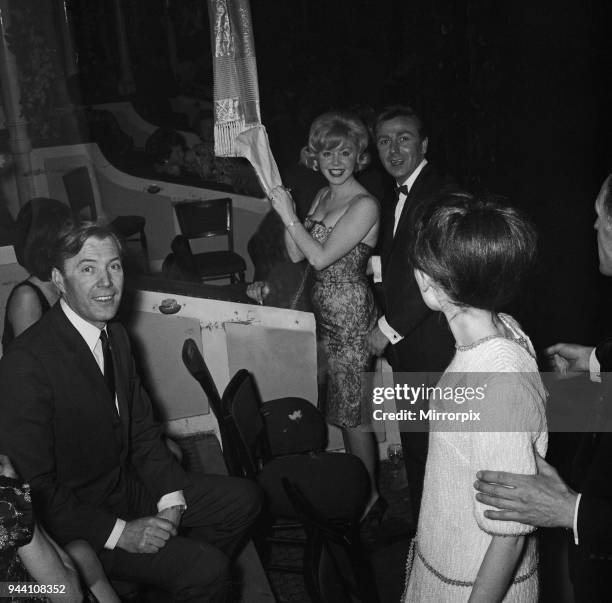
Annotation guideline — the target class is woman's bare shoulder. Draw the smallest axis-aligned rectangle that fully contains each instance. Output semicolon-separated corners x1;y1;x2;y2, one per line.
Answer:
349;191;380;213
9;283;42;306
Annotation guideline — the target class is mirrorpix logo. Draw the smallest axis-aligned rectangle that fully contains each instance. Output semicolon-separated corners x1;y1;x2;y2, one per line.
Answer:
371;383;485;422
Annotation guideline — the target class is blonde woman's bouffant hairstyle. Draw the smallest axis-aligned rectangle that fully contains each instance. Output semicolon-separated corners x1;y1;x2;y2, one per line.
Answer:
300;111;371;173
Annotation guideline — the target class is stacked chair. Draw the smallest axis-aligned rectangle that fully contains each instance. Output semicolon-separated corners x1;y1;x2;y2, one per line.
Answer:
181;339;379;602
173;198;246;283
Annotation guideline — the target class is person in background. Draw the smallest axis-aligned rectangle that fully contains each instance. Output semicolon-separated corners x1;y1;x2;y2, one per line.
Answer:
144;128;188;177
366;105;458;525
473;173;612;602
403;193;545;602
3;198;72;350
268;111;383;521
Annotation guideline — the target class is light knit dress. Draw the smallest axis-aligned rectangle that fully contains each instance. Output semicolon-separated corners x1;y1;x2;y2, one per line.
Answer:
402;314;547;602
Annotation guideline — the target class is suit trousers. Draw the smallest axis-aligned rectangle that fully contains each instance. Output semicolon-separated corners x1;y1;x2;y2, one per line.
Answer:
394;372;438;526
99;473;262;602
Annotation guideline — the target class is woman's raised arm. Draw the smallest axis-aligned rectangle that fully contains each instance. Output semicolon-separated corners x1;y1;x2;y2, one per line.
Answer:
271;187;379;270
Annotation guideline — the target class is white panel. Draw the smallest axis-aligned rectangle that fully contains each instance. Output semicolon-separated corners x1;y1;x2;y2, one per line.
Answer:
225;322;317;404
126;310;207;421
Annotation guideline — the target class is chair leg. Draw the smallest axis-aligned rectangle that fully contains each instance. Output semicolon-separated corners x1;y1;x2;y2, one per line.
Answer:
346;528;380;603
303;531;325;603
238;271;245;283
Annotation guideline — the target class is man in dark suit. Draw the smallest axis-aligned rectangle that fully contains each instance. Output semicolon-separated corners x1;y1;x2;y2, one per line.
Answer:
366;105;456;522
0;222;261;601
474;174;612;601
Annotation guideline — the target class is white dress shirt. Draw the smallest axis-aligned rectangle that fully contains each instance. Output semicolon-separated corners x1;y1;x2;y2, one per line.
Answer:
59;300;186;549
571;347;603;545
372;159;428;344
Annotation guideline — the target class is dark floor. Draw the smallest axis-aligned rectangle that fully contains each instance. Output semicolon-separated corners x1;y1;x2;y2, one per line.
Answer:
266;458;414;603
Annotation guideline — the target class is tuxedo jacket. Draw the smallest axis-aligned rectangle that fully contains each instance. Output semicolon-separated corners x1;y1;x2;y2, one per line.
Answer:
378;163;457;373
567;337;612;599
0;303;190;550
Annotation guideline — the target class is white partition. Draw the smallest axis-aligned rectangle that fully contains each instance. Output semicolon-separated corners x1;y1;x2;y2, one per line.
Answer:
126;288;318;448
92;101;201;149
29;143;269;277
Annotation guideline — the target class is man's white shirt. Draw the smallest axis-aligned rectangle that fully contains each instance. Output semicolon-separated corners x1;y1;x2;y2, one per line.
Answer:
371;159;428;344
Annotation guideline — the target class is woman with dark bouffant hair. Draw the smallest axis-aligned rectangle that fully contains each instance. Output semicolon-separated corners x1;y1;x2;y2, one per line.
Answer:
2;198;72;350
402;193;546;602
267;111;383;520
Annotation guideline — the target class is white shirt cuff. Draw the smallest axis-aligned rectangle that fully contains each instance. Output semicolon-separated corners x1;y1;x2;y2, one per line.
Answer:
104;518;126;550
371;256;382;283
572;493;582;545
157;490;186;512
378;315;403;345
589;348;601;383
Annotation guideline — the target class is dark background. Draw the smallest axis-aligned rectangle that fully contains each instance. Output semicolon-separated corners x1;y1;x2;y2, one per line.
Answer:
21;0;612;349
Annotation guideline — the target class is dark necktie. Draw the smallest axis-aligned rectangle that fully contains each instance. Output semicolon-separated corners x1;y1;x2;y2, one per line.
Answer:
100;330;116;408
395;184;409;201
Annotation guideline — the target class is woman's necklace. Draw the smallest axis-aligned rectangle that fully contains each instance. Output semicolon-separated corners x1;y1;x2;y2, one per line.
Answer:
455;332;528;352
455;333;502;351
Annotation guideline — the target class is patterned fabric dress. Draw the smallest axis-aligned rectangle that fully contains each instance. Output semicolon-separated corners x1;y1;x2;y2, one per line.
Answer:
0;477;43;602
0;477;97;603
305;217;377;427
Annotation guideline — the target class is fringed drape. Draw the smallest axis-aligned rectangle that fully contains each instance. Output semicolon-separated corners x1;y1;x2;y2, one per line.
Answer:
208;0;261;157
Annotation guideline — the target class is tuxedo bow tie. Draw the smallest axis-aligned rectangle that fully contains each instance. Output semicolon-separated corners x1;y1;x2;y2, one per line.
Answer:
395;184;409;200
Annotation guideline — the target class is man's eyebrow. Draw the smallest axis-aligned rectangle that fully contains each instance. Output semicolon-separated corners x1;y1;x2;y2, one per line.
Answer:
76;256;121;266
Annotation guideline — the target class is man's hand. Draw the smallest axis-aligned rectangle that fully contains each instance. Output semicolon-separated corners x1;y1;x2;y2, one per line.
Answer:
246;281;270;305
544;343;594;376
157;505;185;529
116;516;178;554
474;453;577;529
0;454;17;479
366;325;389;357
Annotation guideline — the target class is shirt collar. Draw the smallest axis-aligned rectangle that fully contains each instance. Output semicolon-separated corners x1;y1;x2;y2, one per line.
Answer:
60;298;104;353
398;159;428;193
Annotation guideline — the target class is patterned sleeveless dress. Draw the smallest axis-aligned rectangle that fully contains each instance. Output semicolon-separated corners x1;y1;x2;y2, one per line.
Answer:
304;217;378;427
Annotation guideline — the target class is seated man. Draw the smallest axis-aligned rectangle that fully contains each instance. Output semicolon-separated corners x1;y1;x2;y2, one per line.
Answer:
0;222;262;602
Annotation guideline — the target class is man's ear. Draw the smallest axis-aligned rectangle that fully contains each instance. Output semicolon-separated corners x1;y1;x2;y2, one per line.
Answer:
420;137;429;157
51;267;65;295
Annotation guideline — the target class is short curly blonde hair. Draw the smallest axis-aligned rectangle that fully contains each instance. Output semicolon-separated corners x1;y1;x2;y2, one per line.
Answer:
300;111;370;172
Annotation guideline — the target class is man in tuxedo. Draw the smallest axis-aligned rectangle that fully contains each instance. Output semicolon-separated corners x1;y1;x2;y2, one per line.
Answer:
0;222;261;602
366;105;456;522
474;174;612;601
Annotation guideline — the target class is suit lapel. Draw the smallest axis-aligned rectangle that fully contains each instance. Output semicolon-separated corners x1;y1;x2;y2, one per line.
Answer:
48;305;127;437
383;164;433;266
